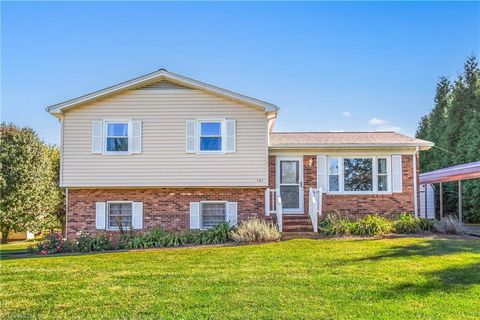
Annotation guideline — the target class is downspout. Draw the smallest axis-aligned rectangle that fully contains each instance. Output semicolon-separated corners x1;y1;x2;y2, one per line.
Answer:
413;146;419;218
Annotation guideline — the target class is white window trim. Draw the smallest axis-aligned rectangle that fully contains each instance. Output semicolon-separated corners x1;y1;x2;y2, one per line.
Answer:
106;201;134;231
327;155;392;195
103;119;132;155
197;119;226;154
200;201;227;229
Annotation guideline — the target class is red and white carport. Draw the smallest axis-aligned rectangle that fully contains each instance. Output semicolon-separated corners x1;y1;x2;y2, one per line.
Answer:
419;161;480;222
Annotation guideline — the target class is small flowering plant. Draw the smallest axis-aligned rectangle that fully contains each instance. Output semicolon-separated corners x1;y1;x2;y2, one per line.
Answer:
34;233;67;255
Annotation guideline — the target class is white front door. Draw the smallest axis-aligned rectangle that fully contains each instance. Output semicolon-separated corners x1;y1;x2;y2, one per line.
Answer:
276;157;304;214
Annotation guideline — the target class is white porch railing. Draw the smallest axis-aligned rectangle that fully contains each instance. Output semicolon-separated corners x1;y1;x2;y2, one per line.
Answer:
265;188;283;232
308;188;322;233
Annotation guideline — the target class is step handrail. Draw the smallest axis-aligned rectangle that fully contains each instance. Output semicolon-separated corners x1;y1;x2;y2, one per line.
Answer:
308;188;322;233
276;188;283;232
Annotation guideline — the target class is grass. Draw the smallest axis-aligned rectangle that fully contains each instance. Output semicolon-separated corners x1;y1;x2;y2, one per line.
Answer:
1;237;479;319
0;240;32;258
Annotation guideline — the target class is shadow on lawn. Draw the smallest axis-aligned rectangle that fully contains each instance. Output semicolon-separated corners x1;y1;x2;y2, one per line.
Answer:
353;238;480;262
380;262;480;298
351;238;480;298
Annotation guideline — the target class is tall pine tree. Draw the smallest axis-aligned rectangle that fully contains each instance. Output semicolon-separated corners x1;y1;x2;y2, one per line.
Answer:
416;56;480;222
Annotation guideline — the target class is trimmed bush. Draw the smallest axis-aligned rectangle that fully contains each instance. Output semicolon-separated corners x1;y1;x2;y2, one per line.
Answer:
230;219;280;243
433;216;466;234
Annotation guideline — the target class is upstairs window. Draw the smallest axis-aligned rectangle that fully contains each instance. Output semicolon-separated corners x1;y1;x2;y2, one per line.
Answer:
199;121;222;152
106;122;129;152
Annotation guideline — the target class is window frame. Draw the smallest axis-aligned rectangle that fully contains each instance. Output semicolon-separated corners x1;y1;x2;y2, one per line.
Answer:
327;156;392;195
103;120;132;155
197;119;225;154
200;201;227;229
106;201;134;231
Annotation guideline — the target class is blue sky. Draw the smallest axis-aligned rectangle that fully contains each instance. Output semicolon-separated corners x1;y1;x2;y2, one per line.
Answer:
2;1;479;145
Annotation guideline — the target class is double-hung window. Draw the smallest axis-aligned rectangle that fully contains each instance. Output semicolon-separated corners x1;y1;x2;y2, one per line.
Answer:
199;121;223;152
107;202;133;230
328;156;390;194
105;122;129;153
201;202;226;228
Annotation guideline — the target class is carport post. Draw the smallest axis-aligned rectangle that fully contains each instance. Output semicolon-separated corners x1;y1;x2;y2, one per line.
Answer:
458;180;463;223
439;182;443;220
424;185;428;219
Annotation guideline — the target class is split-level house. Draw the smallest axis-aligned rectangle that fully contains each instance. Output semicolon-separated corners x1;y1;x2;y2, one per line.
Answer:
46;70;433;238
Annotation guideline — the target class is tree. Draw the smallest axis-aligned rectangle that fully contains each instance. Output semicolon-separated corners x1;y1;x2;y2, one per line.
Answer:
0;123;64;243
416;56;480;222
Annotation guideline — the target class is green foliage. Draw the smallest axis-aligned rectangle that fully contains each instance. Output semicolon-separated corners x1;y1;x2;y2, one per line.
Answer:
320;213;393;237
416;56;480;222
350;215;393;237
230;219;281;243
318;213;354;237
31;233;67;255
32;224;233;255
0;123;65;243
393;213;422;234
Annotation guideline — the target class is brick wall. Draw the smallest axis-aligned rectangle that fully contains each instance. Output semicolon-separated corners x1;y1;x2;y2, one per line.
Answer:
269;155;276;189
269;154;418;217
67;188;265;238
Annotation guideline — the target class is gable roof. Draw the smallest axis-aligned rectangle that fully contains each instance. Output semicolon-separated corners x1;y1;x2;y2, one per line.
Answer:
46;69;279;117
269;131;434;149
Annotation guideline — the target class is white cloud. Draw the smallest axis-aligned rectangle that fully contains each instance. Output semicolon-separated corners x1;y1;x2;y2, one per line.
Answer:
368;118;387;125
376;125;401;132
340;111;351;117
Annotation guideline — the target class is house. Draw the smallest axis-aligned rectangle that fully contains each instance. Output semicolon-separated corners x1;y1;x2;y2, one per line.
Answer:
46;69;433;238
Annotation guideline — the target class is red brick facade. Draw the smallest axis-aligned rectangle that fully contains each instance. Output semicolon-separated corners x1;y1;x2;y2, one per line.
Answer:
67;188;265;238
67;155;419;237
270;154;419;218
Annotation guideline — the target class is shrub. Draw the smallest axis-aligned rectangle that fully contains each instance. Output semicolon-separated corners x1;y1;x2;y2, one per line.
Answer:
418;218;434;231
318;213;354;237
32;233;68;255
230;219;280;243
433;216;466;234
350;215;393;236
195;223;231;244
393;213;421;234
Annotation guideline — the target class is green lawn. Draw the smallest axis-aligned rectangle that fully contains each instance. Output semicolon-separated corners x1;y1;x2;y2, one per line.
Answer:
1;237;479;319
0;240;32;258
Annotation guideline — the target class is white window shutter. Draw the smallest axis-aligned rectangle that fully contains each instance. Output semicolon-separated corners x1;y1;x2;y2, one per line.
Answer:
95;202;106;230
226;202;238;227
225;119;236;153
392;155;403;193
92;121;103;154
189;202;200;229
132;121;142;154
186;120;196;153
317;155;327;193
132;202;143;229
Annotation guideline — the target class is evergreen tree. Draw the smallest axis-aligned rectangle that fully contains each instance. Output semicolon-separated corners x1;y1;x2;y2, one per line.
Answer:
416;56;480;222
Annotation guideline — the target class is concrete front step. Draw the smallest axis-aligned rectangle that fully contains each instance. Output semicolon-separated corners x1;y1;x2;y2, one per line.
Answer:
282;231;319;240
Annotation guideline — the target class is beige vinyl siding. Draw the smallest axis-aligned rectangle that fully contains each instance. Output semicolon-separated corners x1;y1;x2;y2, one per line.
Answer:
62;82;268;187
